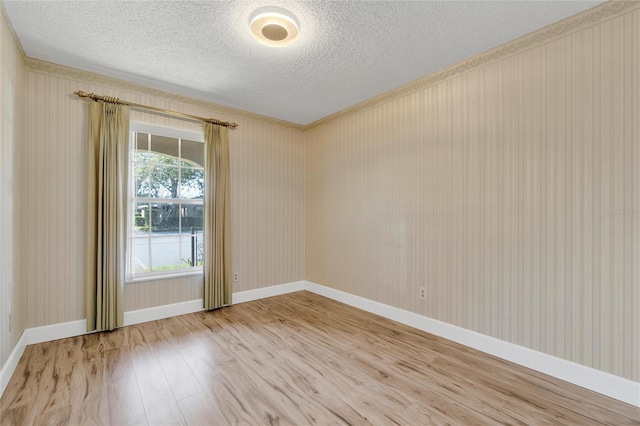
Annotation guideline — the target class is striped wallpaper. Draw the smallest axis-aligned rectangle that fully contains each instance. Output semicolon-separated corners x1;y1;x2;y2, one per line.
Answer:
19;70;305;327
1;0;637;386
305;6;639;381
0;6;25;371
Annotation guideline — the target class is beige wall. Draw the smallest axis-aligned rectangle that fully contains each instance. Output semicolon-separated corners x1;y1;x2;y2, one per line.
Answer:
0;5;26;370
2;0;637;385
306;7;639;381
19;66;305;326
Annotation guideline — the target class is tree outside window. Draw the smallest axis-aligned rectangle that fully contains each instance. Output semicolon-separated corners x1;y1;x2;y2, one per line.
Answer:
129;129;205;278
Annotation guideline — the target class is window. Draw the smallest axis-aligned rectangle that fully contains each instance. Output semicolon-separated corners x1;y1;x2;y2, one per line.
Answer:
128;124;205;280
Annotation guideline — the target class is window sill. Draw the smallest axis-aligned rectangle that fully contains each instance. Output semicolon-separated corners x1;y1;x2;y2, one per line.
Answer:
126;269;203;284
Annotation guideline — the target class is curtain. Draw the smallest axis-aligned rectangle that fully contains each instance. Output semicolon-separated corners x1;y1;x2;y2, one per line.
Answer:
203;123;232;310
86;101;130;332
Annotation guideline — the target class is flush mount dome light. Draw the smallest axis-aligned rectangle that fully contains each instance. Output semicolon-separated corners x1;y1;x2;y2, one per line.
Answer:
250;10;299;47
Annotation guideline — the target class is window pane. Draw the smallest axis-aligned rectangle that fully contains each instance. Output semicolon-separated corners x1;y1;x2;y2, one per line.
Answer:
179;168;204;199
129;127;205;278
149;165;179;198
181;139;204;167
150;237;191;271
136;132;149;151
134;202;150;235
151;134;179;164
180;228;204;265
134;155;150;197
180;205;204;232
181;235;203;266
135;150;151;165
132;238;150;273
150;203;180;233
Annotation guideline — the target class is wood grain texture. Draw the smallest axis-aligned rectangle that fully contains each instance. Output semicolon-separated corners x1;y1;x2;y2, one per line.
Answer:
305;5;640;381
1;292;638;425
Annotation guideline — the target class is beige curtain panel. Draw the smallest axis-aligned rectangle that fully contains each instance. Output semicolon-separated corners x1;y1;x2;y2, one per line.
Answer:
85;101;130;332
203;123;232;310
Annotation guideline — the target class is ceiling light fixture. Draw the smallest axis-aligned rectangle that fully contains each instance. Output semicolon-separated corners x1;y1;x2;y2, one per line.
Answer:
250;10;299;47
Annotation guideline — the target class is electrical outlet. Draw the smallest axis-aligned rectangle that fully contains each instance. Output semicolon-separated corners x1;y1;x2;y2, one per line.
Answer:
233;272;239;282
419;287;426;300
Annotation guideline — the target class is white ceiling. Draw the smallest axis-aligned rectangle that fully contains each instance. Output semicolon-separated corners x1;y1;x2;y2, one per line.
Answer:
3;0;603;125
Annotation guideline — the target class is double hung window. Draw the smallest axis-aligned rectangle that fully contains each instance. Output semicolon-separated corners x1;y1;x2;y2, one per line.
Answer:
128;124;204;280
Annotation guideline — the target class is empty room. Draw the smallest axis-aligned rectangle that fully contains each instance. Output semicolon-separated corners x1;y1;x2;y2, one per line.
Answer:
0;0;639;424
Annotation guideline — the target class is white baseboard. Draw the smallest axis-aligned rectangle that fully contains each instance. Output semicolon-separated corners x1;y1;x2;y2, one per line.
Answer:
303;281;640;408
232;280;306;304
0;280;304;399
26;319;88;345
0;332;26;398
2;280;638;408
124;299;204;326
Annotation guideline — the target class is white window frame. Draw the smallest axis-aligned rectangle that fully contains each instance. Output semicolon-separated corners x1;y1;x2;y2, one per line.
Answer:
127;123;205;283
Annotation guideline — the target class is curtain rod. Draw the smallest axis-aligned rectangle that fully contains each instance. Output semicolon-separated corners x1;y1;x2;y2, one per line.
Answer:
74;91;238;129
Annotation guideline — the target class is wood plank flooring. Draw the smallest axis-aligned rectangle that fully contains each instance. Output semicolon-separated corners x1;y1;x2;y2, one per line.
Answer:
1;291;638;425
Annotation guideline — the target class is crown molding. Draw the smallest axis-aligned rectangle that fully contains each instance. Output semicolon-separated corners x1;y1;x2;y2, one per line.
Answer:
0;2;27;60
24;58;305;132
12;1;638;134
304;0;640;132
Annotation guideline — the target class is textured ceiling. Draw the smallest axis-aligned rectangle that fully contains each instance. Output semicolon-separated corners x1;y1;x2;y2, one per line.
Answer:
3;0;603;125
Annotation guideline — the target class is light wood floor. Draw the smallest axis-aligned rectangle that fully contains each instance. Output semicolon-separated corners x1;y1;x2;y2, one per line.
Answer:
1;291;638;425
